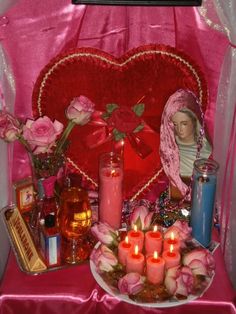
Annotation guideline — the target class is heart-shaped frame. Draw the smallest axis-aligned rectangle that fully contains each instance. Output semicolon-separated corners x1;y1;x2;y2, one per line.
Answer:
32;44;207;200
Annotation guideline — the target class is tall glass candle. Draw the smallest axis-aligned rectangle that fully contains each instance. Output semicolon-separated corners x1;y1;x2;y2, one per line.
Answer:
99;152;123;229
190;158;219;247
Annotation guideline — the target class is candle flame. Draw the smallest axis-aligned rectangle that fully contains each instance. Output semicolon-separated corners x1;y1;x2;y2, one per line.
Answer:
153;225;158;232
154;251;158;259
134;225;137;232
111;169;116;177
134;245;139;255
125;236;129;244
170;232;175;241
170;244;174;253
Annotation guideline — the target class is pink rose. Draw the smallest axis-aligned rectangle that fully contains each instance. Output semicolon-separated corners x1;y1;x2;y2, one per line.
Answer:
90;244;118;273
165;266;194;297
164;220;192;247
23;116;63;154
183;248;215;277
91;222;119;246
66;96;95;125
108;106;141;133
130;205;153;230
118;272;144;295
0;111;20;142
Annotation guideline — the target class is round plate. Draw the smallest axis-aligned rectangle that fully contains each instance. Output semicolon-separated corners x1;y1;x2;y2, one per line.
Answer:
90;241;214;308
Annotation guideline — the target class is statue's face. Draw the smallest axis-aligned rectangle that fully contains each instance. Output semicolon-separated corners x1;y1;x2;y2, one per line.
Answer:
172;111;195;144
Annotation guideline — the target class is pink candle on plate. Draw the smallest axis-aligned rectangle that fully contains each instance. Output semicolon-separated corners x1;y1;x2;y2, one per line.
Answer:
99;152;123;229
126;245;145;275
118;236;133;266
162;244;181;269
146;251;165;285
145;225;162;255
127;225;144;251
163;232;180;252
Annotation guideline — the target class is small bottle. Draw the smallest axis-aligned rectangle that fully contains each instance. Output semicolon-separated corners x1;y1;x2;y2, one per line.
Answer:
42;176;58;218
40;214;61;267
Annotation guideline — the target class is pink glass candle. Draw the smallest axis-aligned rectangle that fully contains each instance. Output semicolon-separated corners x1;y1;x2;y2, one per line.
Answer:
118;236;133;266
126;245;145;275
99;152;123;229
163;232;180;252
146;251;165;285
162;244;181;269
145;225;162;255
127;225;144;251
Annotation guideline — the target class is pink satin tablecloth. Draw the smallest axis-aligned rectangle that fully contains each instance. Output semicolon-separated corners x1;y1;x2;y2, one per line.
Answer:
0;233;236;314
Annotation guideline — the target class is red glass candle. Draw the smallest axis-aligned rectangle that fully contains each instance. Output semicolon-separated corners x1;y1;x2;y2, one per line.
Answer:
145;225;162;255
118;236;133;266
163;232;180;252
126;245;145;275
162;244;181;269
127;225;144;252
99;152;123;229
146;251;165;285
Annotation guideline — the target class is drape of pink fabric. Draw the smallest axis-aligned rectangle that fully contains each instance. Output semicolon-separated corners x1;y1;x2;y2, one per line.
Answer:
0;0;227;184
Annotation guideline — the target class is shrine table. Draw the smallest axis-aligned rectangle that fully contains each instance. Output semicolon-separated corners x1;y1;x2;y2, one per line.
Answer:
0;232;236;314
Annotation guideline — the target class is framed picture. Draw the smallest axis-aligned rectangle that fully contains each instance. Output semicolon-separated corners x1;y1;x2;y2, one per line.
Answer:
72;0;202;6
13;177;35;213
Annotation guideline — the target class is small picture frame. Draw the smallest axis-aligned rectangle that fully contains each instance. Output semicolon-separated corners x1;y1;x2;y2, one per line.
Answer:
13;177;35;213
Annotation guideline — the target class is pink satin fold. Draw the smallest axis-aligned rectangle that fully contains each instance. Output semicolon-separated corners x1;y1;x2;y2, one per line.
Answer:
0;230;235;314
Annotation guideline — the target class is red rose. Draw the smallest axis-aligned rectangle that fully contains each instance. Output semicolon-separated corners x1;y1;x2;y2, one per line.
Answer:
108;107;141;133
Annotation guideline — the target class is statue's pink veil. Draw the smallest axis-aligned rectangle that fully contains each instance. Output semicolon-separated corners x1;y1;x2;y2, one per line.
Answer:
159;89;205;197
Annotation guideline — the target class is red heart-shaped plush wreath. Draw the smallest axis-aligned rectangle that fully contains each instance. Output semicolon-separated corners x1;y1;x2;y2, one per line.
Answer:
32;44;207;200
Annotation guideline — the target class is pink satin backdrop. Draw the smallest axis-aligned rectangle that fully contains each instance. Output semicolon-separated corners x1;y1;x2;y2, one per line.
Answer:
0;0;227;183
0;231;235;314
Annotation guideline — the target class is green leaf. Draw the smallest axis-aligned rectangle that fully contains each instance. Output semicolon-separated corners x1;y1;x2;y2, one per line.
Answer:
106;103;119;114
133;123;144;133
133;103;145;117
113;128;126;141
102;112;110;120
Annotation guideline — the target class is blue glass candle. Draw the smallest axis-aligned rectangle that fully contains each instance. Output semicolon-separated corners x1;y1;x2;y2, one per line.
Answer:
190;158;219;247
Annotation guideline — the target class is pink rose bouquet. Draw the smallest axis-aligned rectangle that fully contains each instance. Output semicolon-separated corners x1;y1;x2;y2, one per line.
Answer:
0;96;95;176
90;244;118;273
118;272;145;295
91;222;119;247
130;205;153;230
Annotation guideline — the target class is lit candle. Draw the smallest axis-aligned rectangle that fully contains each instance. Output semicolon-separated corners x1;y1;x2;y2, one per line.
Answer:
118;236;133;266
99;152;123;229
163;232;180;252
146;251;165;285
127;225;144;251
162;244;181;269
145;225;162;255
126;245;145;275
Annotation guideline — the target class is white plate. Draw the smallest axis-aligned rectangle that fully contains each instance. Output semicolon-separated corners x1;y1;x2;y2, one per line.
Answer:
90;242;214;308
